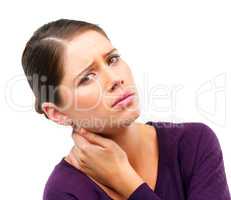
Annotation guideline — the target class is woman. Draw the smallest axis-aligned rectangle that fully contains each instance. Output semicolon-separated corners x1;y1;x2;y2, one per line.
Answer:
21;18;230;200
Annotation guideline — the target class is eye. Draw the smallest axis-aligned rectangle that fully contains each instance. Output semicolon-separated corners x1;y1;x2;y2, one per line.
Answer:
108;54;120;65
78;73;95;85
77;54;120;86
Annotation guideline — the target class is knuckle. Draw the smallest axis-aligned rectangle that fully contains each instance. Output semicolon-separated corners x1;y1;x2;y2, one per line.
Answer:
105;145;113;153
79;161;84;167
102;148;111;154
79;158;87;167
77;153;85;163
107;141;115;149
79;157;84;163
72;146;79;157
80;144;89;153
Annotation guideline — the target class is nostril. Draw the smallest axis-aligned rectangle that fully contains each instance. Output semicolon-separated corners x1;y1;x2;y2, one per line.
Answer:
111;83;117;91
108;79;124;92
112;80;122;91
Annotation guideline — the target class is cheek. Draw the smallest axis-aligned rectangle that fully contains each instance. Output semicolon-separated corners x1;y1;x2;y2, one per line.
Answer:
73;85;103;110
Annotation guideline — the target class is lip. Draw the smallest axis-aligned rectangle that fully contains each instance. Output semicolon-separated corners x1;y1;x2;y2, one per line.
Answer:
111;91;135;107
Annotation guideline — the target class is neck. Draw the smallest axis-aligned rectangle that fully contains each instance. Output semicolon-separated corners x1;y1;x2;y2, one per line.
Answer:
98;121;147;169
72;121;152;170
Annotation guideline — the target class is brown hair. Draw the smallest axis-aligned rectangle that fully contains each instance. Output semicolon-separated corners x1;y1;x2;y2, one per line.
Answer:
21;18;109;118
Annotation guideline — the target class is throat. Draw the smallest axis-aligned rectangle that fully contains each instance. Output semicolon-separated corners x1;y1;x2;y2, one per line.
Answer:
129;123;159;191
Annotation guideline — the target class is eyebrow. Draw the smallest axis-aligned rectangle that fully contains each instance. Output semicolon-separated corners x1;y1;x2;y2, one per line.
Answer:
73;48;118;83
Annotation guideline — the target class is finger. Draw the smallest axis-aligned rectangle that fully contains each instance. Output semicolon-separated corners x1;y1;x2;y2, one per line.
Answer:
72;145;87;166
73;134;105;162
79;129;110;148
72;129;106;150
72;125;81;136
72;132;91;149
68;149;81;170
74;137;89;154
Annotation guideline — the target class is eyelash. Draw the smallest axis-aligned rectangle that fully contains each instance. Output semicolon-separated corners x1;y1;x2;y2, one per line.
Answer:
78;54;121;85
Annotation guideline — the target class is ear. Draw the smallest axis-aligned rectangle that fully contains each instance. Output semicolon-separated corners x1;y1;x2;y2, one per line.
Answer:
41;102;73;126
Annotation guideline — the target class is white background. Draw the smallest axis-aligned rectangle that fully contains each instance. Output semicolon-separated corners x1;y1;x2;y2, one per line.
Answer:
0;0;230;199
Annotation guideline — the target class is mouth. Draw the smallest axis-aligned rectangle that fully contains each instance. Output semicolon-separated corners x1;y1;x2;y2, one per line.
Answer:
111;91;135;108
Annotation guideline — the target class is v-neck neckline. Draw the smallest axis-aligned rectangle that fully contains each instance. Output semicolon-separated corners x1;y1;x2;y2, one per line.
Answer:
61;121;164;199
145;121;163;194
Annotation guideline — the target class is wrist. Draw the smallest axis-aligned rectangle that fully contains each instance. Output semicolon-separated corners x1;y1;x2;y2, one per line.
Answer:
114;167;144;198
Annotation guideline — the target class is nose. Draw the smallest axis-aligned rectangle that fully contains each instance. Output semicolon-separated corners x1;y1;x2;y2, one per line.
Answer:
103;68;124;92
109;78;124;92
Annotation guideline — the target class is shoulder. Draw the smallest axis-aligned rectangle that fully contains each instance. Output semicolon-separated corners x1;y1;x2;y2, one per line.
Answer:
162;122;223;186
43;158;99;200
152;121;222;178
153;121;220;156
176;122;222;166
150;121;209;155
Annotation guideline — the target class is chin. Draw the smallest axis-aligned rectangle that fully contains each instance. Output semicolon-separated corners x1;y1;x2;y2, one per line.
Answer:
116;107;141;128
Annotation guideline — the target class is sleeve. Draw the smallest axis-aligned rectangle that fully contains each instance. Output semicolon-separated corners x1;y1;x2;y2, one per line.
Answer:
127;123;230;200
127;182;161;200
186;123;231;200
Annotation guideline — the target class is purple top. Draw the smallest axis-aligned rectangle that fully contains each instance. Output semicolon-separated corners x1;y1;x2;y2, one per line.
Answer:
43;121;231;200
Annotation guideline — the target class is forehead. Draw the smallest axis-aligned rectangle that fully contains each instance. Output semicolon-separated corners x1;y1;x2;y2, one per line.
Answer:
64;30;112;68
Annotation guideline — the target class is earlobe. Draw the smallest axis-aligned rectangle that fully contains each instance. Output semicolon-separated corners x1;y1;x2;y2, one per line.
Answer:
63;118;73;126
56;115;73;126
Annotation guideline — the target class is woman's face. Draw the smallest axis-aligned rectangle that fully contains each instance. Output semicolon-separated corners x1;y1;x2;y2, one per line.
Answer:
59;30;140;133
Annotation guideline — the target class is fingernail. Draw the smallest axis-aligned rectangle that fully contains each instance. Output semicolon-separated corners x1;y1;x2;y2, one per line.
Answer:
79;128;84;135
